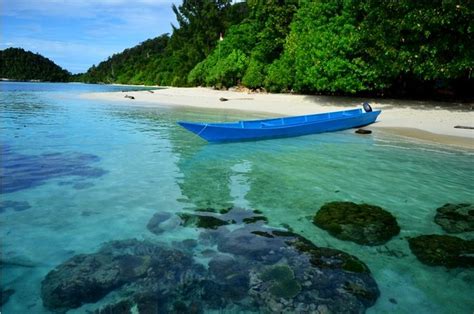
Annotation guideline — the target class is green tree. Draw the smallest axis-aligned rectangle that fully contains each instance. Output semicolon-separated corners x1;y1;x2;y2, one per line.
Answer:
189;0;298;89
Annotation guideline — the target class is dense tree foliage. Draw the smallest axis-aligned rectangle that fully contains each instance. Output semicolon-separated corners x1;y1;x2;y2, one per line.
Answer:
77;0;247;86
189;1;298;88
0;48;70;82
76;0;473;98
79;35;170;85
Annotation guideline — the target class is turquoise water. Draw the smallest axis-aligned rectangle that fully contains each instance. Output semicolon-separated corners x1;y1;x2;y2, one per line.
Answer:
1;82;473;313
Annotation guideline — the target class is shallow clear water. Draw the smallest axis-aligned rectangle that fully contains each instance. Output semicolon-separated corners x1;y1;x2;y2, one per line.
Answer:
1;82;473;313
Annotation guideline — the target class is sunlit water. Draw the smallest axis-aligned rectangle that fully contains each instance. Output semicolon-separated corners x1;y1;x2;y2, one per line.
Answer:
1;82;473;313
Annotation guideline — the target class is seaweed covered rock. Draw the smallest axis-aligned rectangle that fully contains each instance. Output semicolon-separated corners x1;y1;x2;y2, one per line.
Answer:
408;235;474;268
203;255;250;305
41;239;194;311
313;201;400;245
44;208;380;313
259;265;301;299
434;203;474;233
215;225;380;312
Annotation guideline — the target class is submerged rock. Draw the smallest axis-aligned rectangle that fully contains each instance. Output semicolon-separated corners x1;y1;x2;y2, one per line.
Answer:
217;226;283;262
176;207;269;230
1;288;15;305
216;225;379;312
434;203;474;233
41;239;194;311
178;213;232;229
43;208;380;313
243;216;268;224
0;200;31;213
408;235;474;268
313;201;400;245
205;255;250;304
146;212;172;234
355;129;372;134
1;149;106;193
259;265;301;299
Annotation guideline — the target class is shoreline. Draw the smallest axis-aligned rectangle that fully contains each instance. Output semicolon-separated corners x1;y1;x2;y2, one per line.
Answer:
82;87;474;150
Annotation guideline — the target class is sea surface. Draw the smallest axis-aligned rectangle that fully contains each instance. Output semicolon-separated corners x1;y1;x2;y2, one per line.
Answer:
1;82;473;313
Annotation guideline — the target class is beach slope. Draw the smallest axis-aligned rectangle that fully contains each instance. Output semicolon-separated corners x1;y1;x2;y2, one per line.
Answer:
83;87;474;149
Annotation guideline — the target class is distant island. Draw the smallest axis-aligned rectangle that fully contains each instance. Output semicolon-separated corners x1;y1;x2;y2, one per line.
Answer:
0;47;70;82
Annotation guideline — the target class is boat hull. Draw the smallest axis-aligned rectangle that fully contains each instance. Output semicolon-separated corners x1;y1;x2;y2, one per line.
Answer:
178;109;381;142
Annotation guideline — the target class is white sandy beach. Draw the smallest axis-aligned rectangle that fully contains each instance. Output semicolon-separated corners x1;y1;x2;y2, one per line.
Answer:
83;87;474;149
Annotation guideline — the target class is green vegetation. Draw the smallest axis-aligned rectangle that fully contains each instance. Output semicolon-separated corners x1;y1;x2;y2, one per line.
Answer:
0;48;70;82
75;0;473;98
79;35;169;85
78;0;247;86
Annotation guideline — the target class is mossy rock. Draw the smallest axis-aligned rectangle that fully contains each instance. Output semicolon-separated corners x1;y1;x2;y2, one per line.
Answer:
259;265;301;299
269;279;301;299
272;229;371;274
260;265;294;282
434;203;474;233
313;201;400;245
408;235;474;268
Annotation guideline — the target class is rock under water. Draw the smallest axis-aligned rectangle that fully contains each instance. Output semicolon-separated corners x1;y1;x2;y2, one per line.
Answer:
41;208;380;313
313;201;400;245
41;239;196;311
1;288;15;306
0;200;31;213
434;203;474;233
408;234;474;268
1;148;107;193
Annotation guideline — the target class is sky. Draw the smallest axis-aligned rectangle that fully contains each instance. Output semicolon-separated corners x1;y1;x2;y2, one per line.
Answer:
1;0;178;73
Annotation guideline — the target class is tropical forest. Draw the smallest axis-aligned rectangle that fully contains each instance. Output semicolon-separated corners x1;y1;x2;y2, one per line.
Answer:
77;0;473;99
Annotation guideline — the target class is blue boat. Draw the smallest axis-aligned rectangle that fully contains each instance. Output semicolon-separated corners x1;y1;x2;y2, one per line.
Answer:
178;104;381;142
